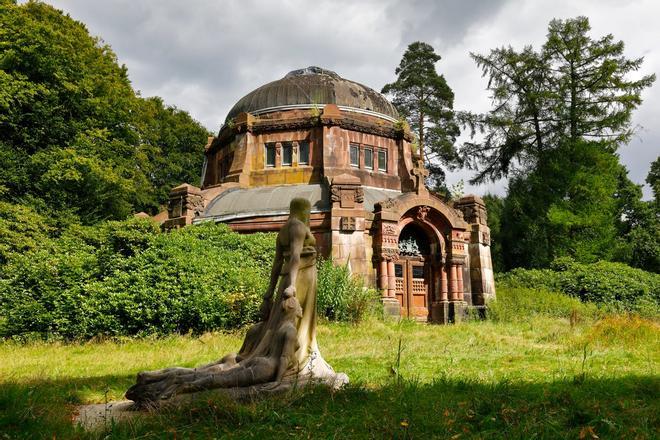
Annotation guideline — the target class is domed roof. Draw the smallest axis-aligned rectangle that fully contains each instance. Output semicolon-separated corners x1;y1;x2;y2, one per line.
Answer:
225;66;399;122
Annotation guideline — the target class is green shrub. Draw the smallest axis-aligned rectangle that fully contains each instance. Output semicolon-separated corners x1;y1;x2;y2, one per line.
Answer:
488;286;601;322
0;220;276;339
317;259;379;323
497;258;660;316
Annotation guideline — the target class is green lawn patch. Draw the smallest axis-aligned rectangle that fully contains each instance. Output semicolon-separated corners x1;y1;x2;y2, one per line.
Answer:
1;315;658;439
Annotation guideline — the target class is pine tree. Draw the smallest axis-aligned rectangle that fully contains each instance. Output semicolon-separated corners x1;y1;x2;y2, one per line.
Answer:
382;42;460;188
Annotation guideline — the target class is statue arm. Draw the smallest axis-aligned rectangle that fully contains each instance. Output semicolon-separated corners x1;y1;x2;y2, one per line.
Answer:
265;237;284;300
284;222;305;296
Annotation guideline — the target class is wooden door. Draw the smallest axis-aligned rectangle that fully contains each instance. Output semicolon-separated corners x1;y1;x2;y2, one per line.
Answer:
407;260;429;320
394;258;430;320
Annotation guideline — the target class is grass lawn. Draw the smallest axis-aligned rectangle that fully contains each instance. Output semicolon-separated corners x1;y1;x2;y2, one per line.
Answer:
1;314;658;439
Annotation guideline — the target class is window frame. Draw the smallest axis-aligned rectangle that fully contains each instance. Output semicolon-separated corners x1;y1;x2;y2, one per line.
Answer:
265;143;276;167
298;141;309;165
349;143;359;167
364;146;373;170
378;149;387;172
281;142;293;166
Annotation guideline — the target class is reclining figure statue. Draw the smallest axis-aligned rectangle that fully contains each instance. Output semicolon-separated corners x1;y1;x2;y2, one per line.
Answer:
125;198;347;406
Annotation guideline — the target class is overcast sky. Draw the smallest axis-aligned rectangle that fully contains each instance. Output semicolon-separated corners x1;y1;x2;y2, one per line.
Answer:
44;0;659;198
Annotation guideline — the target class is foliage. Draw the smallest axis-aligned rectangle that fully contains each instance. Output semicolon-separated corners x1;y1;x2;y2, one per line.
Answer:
0;1;209;222
382;41;460;188
463;17;655;269
0;216;379;339
317;258;379;323
648;156;660;211
612;167;660;272
0;201;53;265
488;286;601;322
0;220;276;339
497;258;660;316
483;194;504;272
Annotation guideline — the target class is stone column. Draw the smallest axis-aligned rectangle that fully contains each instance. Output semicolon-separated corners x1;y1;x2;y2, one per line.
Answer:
449;263;458;301
440;264;448;302
387;260;396;298
379;259;388;293
457;263;464;301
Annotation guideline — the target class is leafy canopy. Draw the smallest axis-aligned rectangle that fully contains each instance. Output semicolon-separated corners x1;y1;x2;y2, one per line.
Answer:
0;1;210;223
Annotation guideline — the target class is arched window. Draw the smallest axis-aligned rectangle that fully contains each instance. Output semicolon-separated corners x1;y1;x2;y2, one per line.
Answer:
398;223;430;257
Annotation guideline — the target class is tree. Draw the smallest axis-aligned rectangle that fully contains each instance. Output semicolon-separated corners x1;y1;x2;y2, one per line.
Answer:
0;1;209;223
462;17;655;268
613;165;660;273
382;42;460;188
647;156;660;211
463;17;655;184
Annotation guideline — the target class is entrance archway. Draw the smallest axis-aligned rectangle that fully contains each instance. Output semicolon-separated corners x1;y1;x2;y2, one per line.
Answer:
393;222;438;320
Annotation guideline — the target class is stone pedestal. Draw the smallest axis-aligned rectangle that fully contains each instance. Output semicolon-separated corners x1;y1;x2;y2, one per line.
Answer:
430;301;450;324
448;302;467;323
382;297;401;320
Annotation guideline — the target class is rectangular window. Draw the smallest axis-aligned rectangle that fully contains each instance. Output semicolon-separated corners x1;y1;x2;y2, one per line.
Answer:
282;142;293;166
298;141;309;165
265;144;275;167
350;144;359;167
378;149;387;172
364;147;373;169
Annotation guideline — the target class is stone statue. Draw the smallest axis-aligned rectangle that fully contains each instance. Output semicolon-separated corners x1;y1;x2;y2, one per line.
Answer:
125;198;347;406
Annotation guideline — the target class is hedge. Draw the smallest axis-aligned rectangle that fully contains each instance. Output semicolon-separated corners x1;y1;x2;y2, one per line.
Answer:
496;257;660;316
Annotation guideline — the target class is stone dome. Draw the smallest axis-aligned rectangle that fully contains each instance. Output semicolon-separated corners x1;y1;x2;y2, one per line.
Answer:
225;66;399;122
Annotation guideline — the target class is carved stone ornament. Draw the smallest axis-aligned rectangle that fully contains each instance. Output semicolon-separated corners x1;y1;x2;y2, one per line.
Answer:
340;216;356;231
186;195;205;217
382;224;398;236
330;186;341;203
354;187;364;203
377;198;397;211
382;247;400;262
416;205;431;221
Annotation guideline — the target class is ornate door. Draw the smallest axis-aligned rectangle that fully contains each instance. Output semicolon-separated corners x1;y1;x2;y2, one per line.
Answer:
394;258;430;320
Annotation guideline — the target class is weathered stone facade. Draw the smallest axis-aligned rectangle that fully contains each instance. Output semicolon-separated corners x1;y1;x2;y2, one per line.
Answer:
162;67;495;322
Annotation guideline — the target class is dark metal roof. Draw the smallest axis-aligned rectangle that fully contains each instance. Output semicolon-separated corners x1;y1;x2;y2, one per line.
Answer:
225;66;399;122
197;184;402;223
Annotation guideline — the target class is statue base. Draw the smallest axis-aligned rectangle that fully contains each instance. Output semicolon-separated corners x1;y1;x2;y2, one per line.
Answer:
75;371;348;431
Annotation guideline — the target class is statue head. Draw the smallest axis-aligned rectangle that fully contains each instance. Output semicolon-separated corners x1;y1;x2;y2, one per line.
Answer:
282;290;303;319
289;197;311;225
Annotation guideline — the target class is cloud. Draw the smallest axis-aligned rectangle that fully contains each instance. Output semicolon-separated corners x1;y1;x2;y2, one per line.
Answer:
43;0;660;197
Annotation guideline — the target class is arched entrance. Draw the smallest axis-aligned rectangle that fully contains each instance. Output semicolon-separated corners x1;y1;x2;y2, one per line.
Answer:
393;222;440;320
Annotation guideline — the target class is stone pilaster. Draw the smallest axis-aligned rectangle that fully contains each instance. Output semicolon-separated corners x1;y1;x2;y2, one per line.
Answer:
162;184;205;230
455;195;496;306
329;174;367;277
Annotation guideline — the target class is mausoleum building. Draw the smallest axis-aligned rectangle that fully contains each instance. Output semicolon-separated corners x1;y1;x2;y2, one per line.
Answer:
163;66;495;322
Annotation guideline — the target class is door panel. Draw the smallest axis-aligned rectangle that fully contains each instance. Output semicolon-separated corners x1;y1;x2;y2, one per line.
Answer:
394;263;407;316
394;258;430;320
408;261;429;319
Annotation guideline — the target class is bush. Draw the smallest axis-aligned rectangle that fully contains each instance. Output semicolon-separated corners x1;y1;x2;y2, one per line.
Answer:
0;220;276;339
497;258;660;316
317;259;379;323
488;286;601;322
